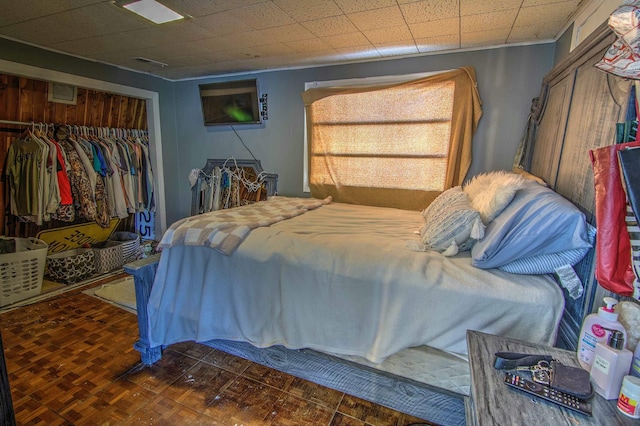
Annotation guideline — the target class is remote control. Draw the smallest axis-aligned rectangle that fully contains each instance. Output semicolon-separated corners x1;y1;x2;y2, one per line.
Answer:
504;373;592;417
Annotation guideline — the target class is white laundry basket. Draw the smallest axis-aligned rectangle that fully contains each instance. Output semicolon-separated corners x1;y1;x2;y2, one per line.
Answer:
0;238;48;307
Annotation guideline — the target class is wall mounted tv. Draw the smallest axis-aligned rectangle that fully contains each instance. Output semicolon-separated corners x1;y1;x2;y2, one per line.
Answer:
199;79;261;126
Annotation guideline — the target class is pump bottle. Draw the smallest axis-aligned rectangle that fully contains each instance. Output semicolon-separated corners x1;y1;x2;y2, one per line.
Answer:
590;330;633;399
577;297;627;371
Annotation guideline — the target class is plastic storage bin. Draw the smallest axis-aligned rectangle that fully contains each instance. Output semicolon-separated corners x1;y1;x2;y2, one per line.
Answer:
0;238;48;307
108;232;140;264
92;241;123;274
47;248;96;284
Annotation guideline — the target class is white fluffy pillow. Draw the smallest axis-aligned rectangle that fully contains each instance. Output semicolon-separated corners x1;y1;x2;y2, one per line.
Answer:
463;171;527;224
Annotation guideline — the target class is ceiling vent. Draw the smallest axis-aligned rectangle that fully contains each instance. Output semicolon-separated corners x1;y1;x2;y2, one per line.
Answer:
134;57;168;67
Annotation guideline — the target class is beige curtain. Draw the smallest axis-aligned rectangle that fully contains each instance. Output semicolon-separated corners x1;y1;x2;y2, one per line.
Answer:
302;66;483;211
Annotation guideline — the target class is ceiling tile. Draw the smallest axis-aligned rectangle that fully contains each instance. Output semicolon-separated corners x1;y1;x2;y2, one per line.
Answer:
272;0;343;22
89;54;166;73
333;0;398;13
160;55;214;68
1;20;70;46
216;30;269;49
0;0;585;79
323;32;373;48
124;21;216;46
48;32;155;56
508;23;559;43
151;38;230;56
460;0;521;16
247;43;299;57
349;6;406;31
375;42;420;56
198;51;243;64
69;2;152;37
192;11;253;37
514;3;578;28
362;25;413;44
0;0;106;27
334;45;383;60
285;38;334;53
399;0;459;24
461;28;510;48
86;48;147;62
260;24;317;43
522;0;581;6
160;0;265;18
229;2;296;30
408;18;459;38
415;34;460;52
461;9;519;33
0;2;150;46
302;15;359;37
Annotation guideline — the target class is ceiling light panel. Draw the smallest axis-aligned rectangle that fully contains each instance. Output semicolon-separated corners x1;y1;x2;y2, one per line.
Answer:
123;0;184;24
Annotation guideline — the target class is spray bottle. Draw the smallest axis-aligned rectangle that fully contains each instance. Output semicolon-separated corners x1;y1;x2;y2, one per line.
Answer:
577;297;628;371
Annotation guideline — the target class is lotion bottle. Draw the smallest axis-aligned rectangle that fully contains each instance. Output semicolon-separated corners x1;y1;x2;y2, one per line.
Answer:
590;330;633;400
577;297;627;371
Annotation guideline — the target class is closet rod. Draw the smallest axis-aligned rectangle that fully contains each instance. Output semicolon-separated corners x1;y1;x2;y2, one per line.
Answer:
0;120;147;131
0;119;33;126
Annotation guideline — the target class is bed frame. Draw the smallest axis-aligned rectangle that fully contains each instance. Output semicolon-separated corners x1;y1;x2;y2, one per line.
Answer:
124;22;626;426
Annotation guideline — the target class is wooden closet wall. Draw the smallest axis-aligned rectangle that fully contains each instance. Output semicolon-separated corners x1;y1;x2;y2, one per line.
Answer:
0;73;148;236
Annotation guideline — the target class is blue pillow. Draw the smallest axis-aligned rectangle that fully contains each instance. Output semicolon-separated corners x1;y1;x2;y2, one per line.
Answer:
471;180;593;272
497;224;596;274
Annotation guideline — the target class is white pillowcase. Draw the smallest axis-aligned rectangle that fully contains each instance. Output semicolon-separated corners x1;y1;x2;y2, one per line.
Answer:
418;186;484;256
463;170;527;224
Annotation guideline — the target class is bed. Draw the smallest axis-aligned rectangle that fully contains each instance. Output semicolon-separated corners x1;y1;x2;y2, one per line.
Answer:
148;198;565;361
124;22;629;426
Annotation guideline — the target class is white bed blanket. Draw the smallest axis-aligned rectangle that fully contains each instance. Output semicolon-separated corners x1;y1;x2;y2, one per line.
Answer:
148;201;564;363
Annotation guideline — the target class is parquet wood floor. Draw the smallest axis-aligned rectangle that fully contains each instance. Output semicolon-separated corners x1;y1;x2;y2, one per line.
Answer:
0;275;432;426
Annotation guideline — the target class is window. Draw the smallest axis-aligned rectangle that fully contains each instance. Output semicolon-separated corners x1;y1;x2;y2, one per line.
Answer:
302;67;482;210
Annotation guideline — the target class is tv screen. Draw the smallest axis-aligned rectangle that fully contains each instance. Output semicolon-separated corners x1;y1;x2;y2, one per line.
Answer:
199;79;261;126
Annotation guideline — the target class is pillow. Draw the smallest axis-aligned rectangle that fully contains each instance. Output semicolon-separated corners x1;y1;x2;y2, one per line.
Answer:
463;170;527;224
419;186;484;256
471;179;593;271
498;224;596;274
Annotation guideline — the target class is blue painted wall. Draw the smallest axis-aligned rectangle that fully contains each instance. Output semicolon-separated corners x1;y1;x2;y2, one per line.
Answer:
173;43;555;218
0;38;554;226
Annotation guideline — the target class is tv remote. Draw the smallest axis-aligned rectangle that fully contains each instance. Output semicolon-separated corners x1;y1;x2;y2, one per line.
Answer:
504;373;592;417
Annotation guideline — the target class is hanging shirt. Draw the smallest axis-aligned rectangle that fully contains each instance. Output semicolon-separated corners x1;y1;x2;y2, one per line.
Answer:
58;139;97;222
5;134;42;217
51;139;73;205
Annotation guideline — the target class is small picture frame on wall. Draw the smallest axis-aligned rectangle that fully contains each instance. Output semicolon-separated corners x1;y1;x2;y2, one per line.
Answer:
48;82;77;105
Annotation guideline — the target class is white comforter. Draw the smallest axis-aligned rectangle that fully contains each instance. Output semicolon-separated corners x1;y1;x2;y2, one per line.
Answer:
148;200;564;363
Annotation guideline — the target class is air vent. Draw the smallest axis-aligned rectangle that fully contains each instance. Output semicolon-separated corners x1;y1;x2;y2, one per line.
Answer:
133;57;168;67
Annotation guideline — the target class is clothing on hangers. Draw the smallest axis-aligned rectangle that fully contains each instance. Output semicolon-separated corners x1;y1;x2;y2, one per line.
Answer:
4;122;154;228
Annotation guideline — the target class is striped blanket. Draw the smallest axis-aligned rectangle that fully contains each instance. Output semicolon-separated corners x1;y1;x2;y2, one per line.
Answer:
158;196;332;255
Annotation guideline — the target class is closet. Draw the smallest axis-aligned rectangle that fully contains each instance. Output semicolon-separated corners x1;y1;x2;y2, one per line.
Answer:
0;73;148;238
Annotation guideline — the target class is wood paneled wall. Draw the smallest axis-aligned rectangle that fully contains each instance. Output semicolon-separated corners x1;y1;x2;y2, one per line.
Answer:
0;73;148;236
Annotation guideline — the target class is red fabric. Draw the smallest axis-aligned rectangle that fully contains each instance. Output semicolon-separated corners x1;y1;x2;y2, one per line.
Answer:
590;141;640;296
51;140;73;205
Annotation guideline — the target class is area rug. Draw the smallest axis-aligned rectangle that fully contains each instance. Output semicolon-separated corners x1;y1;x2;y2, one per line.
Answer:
0;270;125;314
83;276;137;314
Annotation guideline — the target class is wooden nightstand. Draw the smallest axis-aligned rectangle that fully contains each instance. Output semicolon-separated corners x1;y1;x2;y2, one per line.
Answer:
466;330;636;425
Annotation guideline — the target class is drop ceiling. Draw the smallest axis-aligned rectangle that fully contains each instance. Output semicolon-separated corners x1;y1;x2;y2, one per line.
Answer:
0;0;583;80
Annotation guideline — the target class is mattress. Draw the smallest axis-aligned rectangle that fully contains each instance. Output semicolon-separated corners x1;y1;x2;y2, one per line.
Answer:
147;201;564;363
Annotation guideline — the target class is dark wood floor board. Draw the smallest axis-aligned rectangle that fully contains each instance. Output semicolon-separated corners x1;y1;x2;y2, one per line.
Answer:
0;277;435;426
158;361;238;413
